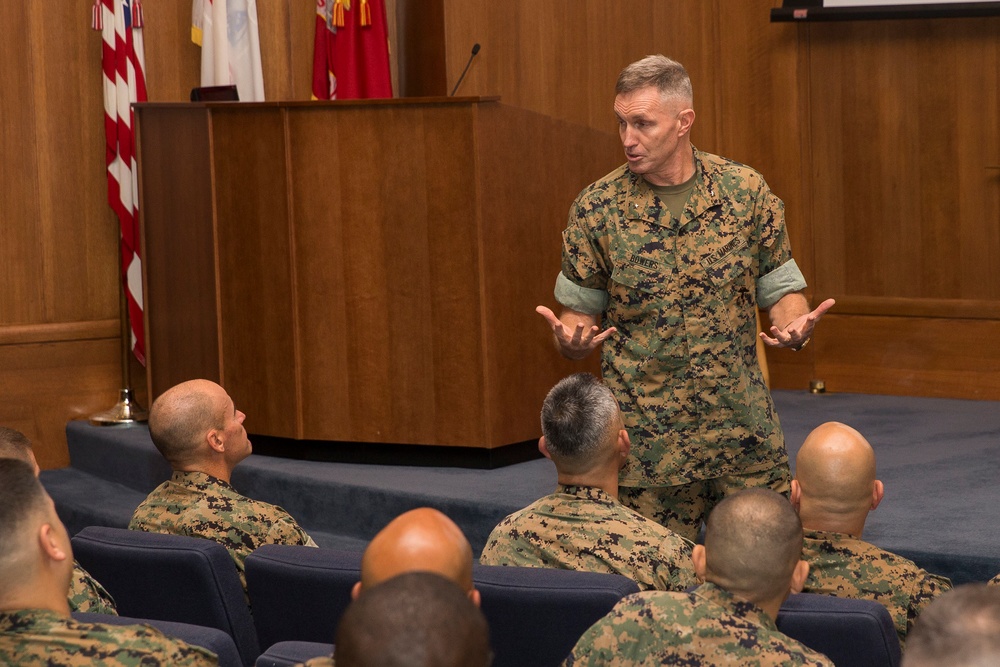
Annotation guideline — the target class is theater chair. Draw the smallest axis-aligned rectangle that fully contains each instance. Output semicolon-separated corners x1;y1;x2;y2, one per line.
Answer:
72;612;243;667
245;545;361;652
246;546;639;667
777;593;902;667
473;564;640;667
71;526;260;667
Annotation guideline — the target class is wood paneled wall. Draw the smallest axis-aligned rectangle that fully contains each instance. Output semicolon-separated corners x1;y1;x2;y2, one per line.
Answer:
4;0;998;466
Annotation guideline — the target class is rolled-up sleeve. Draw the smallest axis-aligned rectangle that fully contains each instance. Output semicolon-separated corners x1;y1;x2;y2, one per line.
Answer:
554;271;609;315
757;258;807;309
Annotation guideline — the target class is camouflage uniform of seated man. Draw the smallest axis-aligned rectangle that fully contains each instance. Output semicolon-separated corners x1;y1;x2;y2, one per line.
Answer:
480;372;697;592
0;426;118;616
129;379;317;595
0;459;217;666
563;489;834;667
536;54;834;542
791;421;951;646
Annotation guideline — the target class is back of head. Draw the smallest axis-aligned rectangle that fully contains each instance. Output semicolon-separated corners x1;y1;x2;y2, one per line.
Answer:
795;421;877;518
336;571;491;667
904;584;1000;667
0;427;36;469
703;488;803;604
148;379;225;467
0;459;51;593
540;373;620;475
615;54;693;104
360;508;474;593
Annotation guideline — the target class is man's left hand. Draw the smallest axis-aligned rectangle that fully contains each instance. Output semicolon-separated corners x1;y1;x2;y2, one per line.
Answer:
760;298;836;350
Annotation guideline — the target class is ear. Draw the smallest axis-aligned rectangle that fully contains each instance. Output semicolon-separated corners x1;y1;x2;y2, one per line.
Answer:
538;437;552;461
351;581;362;601
789;479;802;511
871;480;885;511
691;544;707;580
789;559;810;594
617;429;631;460
677;108;696;137
207;429;225;454
39;524;69;563
469;588;481;608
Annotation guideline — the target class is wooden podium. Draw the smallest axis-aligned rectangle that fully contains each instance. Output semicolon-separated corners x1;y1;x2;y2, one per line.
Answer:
135;98;618;456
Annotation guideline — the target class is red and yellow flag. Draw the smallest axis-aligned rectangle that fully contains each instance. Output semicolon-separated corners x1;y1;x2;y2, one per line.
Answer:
312;0;392;100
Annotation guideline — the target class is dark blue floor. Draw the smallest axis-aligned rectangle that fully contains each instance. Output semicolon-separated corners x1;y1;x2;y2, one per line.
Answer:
42;390;1000;584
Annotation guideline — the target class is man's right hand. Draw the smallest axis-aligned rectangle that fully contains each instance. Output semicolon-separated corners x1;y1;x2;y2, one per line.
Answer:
535;305;617;360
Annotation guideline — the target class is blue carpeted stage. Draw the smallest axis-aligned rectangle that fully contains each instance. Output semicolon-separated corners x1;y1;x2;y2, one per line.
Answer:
41;390;1000;585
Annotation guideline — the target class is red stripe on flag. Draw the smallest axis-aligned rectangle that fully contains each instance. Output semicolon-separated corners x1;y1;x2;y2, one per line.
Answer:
101;0;147;365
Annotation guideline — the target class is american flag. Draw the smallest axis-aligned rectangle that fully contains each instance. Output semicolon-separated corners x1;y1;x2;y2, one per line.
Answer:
94;0;147;364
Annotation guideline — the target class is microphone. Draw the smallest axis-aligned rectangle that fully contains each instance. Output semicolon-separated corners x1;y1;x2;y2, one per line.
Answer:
450;43;481;97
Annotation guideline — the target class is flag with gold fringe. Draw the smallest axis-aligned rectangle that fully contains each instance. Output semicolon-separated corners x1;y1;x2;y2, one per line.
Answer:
313;0;392;100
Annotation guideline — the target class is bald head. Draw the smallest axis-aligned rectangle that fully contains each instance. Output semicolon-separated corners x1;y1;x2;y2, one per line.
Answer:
148;379;246;470
701;488;804;605
360;508;474;594
794;422;880;525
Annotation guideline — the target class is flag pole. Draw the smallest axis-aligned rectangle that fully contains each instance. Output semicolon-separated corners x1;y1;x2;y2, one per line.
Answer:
90;238;148;426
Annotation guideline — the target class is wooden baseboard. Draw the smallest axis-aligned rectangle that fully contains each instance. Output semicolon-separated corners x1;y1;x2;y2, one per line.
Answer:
769;313;1000;400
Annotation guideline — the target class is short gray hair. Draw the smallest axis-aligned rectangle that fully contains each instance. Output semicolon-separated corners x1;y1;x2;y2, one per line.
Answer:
540;373;619;464
616;54;693;104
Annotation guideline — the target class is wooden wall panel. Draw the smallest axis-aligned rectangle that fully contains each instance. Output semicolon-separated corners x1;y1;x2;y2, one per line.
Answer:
0;2;46;325
807;18;1000;302
0;325;121;469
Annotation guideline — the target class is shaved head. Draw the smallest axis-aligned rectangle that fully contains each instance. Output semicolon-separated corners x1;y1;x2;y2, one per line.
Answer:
360;508;474;594
148;379;237;468
795;422;878;519
702;488;804;604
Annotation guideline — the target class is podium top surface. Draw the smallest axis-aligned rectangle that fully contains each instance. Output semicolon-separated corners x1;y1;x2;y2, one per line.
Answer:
134;95;502;110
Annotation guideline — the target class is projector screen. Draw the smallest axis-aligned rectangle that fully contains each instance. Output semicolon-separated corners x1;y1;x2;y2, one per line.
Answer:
771;0;1000;21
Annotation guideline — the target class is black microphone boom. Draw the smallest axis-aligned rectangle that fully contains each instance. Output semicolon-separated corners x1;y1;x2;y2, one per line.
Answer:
450;43;481;97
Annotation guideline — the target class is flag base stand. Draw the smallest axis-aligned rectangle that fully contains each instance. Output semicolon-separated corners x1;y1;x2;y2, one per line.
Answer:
90;388;148;426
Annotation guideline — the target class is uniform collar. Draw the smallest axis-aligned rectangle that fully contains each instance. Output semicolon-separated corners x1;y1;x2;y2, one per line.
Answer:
623;147;721;228
691;582;778;631
555;484;618;505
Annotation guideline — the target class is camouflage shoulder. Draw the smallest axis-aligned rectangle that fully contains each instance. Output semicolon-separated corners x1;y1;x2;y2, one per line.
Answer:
575;164;630;204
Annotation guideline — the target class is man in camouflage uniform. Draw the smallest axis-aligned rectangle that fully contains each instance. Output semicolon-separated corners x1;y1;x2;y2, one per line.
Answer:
903;584;1000;667
791;421;952;645
0;459;217;666
564;488;833;666
129;379;317;594
537;54;835;542
0;426;118;616
480;372;697;591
